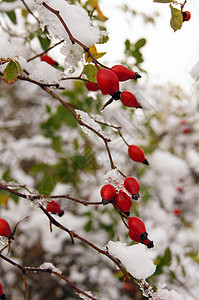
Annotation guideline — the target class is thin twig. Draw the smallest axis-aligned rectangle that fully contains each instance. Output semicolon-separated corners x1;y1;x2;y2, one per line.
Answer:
27;39;64;62
0;253;98;300
21;0;40;23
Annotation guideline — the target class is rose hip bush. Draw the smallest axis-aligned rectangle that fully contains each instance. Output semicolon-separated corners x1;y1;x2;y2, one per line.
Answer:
0;0;198;299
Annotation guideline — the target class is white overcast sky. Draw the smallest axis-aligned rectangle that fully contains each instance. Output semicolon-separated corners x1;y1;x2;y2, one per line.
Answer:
100;0;199;92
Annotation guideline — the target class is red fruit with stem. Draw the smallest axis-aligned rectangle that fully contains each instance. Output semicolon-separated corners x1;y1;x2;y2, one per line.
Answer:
46;201;64;217
128;230;154;248
100;184;116;205
120;91;142;108
111;65;141;81
124;177;140;200
40;54;58;67
115;190;132;216
128;144;149;165
0;218;12;239
96;68;121;99
182;11;191;22
85;82;99;91
128;216;148;242
0;282;6;299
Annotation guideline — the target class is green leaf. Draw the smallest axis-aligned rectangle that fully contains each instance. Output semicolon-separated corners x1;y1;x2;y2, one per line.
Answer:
135;38;146;49
83;64;98;82
154;0;173;3
3;0;16;2
170;4;183;32
6;11;17;24
84;219;93;232
14;60;23;76
38;35;51;51
3;60;18;83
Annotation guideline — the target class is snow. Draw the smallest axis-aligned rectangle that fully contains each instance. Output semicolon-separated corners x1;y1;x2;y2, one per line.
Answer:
103;169;124;190
75;109;110;139
190;61;199;80
37;0;102;69
152;284;184;300
107;241;156;279
39;262;62;274
28;61;64;83
0;37;19;60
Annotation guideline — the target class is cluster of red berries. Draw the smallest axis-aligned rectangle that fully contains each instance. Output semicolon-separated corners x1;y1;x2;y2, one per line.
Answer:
100;178;154;248
0;282;6;299
86;65;142;110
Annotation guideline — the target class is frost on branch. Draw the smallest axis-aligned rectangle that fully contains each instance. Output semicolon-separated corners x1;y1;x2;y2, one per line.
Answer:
39;262;62;274
107;241;156;279
37;0;102;69
75;109;110;139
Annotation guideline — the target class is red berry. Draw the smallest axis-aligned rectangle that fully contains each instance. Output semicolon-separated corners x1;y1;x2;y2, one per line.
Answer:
182;11;191;22
177;186;183;193
124;177;140;200
110;65;141;81
0;218;12;239
96;68;120;98
100;184;116;205
0;282;6;299
128;144;149;165
128;230;154;248
85;82;99;91
128;216;148;242
115;190;132;216
173;208;182;216
182;127;191;134
46;201;64;217
40;54;57;67
120;91;141;108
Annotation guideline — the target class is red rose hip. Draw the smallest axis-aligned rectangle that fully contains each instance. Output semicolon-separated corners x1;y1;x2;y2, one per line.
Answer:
182;11;191;22
41;54;58;67
85;82;99;91
111;65;141;81
0;282;6;299
128;144;149;165
124;177;140;200
115;190;132;216
0;218;12;239
120;91;141;108
46;201;64;217
128;230;154;248
128;216;148;242
96;68;120;98
100;184;116;205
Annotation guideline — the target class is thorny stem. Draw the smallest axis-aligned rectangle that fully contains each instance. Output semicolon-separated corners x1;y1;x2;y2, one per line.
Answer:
0;253;98;300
